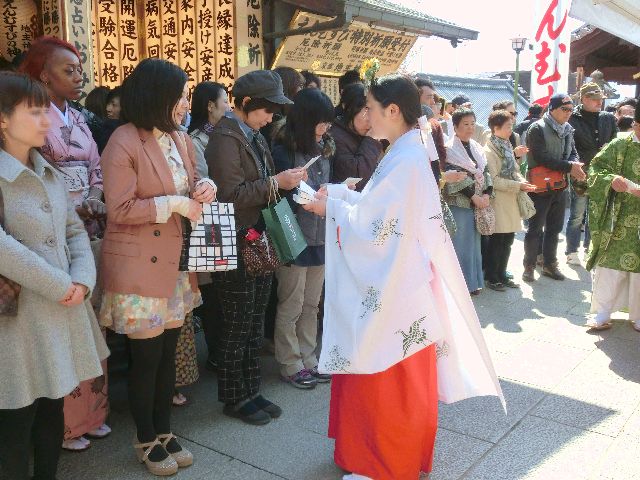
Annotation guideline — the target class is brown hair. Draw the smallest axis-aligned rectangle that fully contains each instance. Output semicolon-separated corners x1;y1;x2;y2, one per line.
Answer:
488;110;513;132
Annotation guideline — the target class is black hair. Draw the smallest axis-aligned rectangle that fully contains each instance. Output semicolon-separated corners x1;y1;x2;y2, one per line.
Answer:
488;110;512;131
369;74;421;126
0;71;49;147
85;86;109;118
120;58;187;132
618;115;634;132
339;69;362;92
605;104;617;113
301;70;321;89
105;86;121;105
273;66;304;101
452;108;476;127
282;88;334;155
415;77;435;91
232;96;281;115
188;81;226;134
493;100;514;111
619;97;638;109
339;83;367;132
528;104;543;116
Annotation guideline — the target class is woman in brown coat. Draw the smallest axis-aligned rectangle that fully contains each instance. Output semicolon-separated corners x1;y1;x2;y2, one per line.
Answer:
99;59;215;476
484;110;536;290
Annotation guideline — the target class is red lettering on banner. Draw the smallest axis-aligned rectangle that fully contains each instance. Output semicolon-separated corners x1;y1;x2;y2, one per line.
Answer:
535;0;568;42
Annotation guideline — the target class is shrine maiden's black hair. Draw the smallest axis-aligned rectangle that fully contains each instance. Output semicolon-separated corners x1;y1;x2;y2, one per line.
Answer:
369;74;421;126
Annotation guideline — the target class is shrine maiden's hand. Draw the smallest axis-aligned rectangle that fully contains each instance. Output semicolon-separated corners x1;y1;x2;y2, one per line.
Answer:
611;176;628;193
302;191;327;217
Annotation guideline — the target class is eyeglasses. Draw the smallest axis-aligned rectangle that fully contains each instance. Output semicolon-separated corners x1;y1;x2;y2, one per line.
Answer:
560;106;573;112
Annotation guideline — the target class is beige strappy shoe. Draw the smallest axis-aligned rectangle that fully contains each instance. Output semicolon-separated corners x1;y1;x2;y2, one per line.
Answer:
158;433;193;468
133;437;179;476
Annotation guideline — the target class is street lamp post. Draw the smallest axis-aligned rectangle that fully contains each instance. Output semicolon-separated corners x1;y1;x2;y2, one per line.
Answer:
511;37;527;107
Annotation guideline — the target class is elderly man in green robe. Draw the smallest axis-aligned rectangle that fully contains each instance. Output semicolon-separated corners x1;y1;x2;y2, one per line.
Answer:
586;110;640;330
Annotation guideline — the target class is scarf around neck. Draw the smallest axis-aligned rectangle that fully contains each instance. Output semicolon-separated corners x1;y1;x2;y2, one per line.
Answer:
543;112;573;139
490;135;519;180
445;135;487;188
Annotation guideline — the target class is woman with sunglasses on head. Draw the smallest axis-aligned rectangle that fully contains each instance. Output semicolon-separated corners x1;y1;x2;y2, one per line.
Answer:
0;71;107;480
206;70;306;425
99;58;215;475
271;87;335;389
301;74;502;480
20;36;111;452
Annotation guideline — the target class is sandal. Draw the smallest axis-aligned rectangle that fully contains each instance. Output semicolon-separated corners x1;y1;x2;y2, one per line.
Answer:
172;392;189;407
158;433;193;468
62;436;91;452
586;320;612;331
133;437;178;476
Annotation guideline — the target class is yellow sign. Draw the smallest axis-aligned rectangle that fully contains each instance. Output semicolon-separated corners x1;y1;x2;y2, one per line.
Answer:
272;11;417;77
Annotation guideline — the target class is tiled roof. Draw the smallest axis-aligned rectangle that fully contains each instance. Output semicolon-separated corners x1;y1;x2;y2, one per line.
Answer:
424;74;531;126
347;0;479;41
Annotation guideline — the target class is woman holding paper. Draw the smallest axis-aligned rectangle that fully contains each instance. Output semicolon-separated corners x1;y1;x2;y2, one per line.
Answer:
302;74;503;480
99;59;215;475
271;88;335;389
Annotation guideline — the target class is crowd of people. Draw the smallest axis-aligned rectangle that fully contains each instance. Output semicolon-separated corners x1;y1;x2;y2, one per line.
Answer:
0;34;638;480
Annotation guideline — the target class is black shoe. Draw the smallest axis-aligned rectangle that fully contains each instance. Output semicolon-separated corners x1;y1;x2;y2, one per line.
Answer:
542;263;566;280
522;266;536;282
504;271;514;280
308;366;331;383
501;279;520;288
206;356;217;371
252;395;282;418
223;400;271;425
486;282;506;292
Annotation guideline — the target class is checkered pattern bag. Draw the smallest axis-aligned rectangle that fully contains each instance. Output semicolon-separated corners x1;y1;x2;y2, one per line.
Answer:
0;187;20;316
179;202;238;272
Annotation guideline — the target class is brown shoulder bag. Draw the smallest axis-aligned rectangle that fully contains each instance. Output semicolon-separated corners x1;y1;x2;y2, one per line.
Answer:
0;187;21;316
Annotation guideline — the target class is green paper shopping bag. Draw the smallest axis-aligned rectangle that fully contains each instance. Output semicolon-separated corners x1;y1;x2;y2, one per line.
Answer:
261;193;307;263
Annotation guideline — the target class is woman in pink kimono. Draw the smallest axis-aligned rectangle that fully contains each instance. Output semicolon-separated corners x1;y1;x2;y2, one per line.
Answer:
21;36;110;452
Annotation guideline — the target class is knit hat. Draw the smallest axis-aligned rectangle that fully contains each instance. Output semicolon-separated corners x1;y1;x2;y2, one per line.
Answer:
548;93;573;111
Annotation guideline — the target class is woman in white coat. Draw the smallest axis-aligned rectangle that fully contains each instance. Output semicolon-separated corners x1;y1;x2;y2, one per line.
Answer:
0;72;107;479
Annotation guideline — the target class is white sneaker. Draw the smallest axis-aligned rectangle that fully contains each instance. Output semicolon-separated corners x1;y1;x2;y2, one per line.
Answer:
62;437;91;451
87;423;111;438
566;252;582;266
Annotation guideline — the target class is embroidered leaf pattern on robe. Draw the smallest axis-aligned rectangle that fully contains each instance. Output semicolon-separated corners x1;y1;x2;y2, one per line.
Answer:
429;212;449;241
325;345;351;372
395;316;430;357
60;125;72;146
371;218;402;246
436;341;450;359
359;286;382;318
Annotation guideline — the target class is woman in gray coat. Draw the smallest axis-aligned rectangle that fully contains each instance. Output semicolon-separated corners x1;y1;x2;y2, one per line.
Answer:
0;72;108;480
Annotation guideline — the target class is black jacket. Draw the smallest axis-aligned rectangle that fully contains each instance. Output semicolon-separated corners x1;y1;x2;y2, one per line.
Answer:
526;118;578;173
568;106;617;168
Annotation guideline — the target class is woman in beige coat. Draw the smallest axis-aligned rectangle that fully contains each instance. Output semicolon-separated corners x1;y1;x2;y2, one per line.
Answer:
0;72;108;480
484;110;537;290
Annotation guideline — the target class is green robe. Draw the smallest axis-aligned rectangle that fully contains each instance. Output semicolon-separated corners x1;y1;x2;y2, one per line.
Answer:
587;135;640;273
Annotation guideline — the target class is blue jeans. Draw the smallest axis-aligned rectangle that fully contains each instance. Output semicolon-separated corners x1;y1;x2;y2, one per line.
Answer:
565;186;590;254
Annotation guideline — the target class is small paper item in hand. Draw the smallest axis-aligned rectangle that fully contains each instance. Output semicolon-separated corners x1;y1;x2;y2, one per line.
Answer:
293;181;317;205
342;177;362;186
301;155;321;170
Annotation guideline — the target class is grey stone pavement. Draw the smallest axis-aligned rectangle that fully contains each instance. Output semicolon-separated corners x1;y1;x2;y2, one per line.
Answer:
59;231;640;480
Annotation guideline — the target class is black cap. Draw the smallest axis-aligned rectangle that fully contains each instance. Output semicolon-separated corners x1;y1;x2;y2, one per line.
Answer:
451;93;471;106
232;70;293;105
548;93;572;111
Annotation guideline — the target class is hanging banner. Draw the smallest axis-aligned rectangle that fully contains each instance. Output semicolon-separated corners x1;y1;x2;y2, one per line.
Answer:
530;0;573;106
272;11;417;77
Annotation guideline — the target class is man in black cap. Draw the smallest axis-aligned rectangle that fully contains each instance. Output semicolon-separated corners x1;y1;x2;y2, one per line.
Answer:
564;83;617;267
523;93;586;282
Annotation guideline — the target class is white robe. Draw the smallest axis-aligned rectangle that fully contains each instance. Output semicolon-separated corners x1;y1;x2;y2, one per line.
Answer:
320;129;504;407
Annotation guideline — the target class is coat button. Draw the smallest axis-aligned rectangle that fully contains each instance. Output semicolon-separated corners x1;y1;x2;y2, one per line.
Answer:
151;256;158;263
42;201;51;212
153;230;161;237
45;236;56;247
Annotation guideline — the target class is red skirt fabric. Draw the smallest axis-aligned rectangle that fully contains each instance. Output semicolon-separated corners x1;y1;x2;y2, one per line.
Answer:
328;344;438;480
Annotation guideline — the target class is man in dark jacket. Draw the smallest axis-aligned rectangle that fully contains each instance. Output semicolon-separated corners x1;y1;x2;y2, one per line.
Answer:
523;94;586;282
565;83;618;266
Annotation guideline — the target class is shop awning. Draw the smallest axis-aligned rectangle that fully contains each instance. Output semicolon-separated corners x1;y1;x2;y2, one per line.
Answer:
570;0;640;46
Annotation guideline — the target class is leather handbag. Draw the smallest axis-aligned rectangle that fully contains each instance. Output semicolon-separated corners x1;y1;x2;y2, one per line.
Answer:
527;165;567;193
0;187;21;316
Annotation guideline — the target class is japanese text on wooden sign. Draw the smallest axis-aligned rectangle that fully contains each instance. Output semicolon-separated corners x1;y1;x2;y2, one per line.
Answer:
0;0;38;61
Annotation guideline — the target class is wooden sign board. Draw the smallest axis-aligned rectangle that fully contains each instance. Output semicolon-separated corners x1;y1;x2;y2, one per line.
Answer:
272;11;417;77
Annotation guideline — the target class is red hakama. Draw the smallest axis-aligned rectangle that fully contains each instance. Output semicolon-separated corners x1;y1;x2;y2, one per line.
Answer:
328;344;438;480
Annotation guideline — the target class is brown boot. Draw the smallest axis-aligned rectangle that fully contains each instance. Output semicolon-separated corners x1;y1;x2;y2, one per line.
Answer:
542;262;566;280
522;266;536;282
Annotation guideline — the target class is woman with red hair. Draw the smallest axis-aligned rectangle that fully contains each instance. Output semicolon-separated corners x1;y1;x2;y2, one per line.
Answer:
20;36;111;452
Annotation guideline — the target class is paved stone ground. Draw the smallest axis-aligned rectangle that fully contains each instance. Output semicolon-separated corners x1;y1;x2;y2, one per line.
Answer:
58;231;640;480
